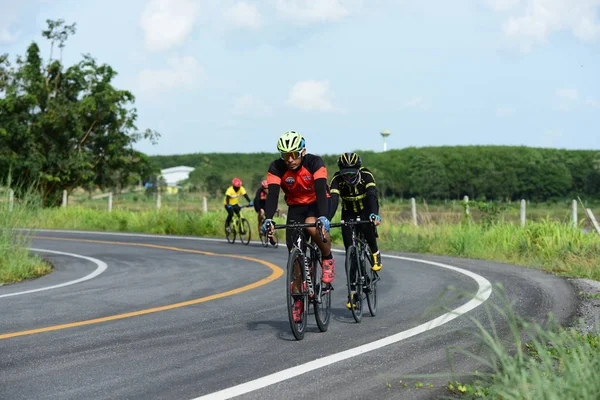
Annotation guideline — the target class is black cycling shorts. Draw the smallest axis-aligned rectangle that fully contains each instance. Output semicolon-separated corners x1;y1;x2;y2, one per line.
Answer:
285;200;331;249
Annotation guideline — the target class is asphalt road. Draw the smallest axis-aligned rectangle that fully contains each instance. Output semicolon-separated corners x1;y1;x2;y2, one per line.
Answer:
0;230;578;400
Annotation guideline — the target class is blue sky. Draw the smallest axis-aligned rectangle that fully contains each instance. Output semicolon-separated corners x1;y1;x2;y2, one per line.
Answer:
1;0;599;155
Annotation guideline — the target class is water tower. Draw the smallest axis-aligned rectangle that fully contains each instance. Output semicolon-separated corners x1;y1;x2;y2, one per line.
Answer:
380;129;391;151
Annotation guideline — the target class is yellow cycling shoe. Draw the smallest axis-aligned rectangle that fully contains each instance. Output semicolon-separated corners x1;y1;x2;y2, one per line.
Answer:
346;292;358;309
372;251;383;271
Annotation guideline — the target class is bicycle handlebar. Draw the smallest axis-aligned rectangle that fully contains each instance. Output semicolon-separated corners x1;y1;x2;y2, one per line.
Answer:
329;219;374;228
270;220;328;243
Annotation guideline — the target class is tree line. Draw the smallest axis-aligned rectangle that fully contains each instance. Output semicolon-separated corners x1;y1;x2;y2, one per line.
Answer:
149;146;600;202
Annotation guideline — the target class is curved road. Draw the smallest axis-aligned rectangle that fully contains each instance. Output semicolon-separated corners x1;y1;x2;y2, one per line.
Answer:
0;230;578;400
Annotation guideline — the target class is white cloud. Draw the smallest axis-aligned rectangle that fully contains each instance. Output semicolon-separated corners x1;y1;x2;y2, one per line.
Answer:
140;0;200;52
275;0;361;23
224;2;262;29
233;94;273;117
494;0;600;50
0;28;18;43
0;1;21;43
286;80;338;112
402;96;429;110
485;0;520;11
586;98;600;109
137;56;204;96
496;106;516;117
556;88;579;101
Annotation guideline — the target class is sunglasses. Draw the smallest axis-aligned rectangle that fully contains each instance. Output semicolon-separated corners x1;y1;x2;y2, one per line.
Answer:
341;171;358;178
280;151;302;160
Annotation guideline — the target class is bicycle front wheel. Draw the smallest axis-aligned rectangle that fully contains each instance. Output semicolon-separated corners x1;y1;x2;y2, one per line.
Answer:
287;248;307;340
271;229;279;248
346;246;363;323
238;218;251;245
313;255;331;332
225;221;235;244
260;230;269;247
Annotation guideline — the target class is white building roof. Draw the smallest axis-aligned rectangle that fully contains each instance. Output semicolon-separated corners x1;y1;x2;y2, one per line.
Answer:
161;166;195;174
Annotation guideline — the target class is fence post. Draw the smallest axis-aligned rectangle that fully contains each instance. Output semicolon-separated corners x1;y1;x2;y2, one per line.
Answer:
62;190;67;207
572;199;577;228
157;192;161;209
203;196;208;213
463;195;470;215
108;192;112;212
520;199;526;227
410;197;417;226
8;189;14;212
585;208;600;235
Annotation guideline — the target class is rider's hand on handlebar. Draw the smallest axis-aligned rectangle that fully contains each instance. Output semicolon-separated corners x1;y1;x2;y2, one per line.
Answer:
369;213;382;226
317;216;330;232
261;218;274;235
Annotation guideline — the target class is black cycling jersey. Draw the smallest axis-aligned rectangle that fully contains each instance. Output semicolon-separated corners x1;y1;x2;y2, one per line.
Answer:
329;167;379;218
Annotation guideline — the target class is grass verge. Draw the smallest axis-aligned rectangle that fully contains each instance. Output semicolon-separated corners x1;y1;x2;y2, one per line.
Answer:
0;188;51;284
443;286;600;399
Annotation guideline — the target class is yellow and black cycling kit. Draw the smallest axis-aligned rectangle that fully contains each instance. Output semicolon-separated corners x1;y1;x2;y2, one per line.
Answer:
329;167;378;215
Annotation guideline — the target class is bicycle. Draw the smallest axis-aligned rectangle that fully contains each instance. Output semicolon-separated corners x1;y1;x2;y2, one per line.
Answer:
224;204;253;245
258;213;279;248
269;220;332;340
330;217;380;323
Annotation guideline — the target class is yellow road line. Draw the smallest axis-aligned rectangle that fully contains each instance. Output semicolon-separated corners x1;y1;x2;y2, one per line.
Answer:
0;236;283;340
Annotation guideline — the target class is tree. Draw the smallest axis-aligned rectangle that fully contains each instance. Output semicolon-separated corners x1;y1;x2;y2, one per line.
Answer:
0;19;160;206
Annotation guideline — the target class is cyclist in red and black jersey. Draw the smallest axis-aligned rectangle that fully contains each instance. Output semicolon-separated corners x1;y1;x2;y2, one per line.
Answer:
261;131;335;322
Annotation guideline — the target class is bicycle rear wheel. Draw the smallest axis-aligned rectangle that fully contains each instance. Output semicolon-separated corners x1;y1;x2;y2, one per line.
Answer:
238;218;251;245
363;247;377;316
260;231;269;247
346;246;363;323
225;221;235;244
287;248;307;340
313;255;331;332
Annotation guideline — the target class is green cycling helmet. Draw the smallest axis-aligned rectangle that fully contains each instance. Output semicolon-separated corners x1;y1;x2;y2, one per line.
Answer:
277;131;306;153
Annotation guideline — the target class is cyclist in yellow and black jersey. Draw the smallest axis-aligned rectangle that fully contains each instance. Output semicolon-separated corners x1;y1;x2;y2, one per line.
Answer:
329;152;383;274
224;177;253;232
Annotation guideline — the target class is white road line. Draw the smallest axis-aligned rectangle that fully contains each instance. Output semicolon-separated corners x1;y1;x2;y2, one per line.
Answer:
0;248;107;298
192;256;492;400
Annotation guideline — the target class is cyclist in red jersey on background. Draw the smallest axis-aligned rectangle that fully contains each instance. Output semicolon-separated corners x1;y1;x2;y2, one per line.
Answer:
261;131;335;322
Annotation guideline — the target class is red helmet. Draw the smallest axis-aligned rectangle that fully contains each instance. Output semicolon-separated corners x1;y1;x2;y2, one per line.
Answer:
232;178;242;187
261;180;268;189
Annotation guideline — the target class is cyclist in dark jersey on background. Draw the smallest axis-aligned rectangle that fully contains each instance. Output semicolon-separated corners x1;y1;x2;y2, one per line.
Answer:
261;131;335;322
253;180;273;242
329;152;383;309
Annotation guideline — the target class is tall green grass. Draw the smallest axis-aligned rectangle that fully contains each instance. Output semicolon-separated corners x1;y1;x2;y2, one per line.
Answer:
376;219;600;281
444;286;600;399
0;187;51;284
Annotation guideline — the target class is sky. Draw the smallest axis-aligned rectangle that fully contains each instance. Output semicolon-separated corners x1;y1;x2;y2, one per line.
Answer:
1;0;599;156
